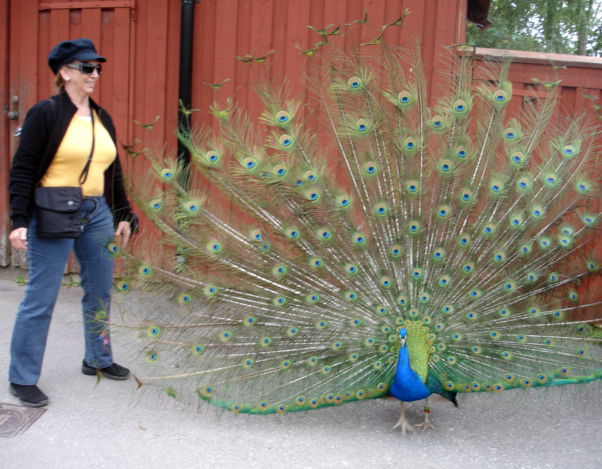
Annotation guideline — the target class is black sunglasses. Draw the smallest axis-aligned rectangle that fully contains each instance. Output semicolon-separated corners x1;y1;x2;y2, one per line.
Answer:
66;63;102;74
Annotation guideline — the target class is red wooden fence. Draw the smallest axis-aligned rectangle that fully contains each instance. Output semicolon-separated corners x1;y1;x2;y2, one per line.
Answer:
4;0;602;281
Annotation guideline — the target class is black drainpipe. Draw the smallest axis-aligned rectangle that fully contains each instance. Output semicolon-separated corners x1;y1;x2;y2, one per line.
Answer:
178;0;200;169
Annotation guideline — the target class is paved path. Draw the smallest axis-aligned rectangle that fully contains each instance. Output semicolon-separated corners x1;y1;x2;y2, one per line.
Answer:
0;275;601;469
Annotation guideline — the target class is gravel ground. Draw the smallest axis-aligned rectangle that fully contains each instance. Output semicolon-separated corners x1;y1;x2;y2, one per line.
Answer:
0;274;601;469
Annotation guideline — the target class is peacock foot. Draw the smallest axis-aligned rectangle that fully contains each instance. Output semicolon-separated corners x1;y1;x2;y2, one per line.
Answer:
392;402;415;436
414;414;436;434
391;415;415;436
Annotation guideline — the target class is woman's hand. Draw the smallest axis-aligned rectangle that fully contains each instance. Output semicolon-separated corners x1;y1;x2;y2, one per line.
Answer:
115;221;131;250
9;228;28;250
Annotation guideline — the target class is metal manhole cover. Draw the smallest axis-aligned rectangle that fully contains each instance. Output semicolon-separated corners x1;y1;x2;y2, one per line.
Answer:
0;402;47;437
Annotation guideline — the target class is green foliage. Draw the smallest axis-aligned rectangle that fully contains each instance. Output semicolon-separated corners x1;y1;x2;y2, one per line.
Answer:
467;0;602;57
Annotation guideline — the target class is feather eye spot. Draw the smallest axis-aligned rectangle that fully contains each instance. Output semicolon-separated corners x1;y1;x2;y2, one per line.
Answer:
160;168;174;180
273;296;287;306
490;331;500;339
117;281;130;292
511;152;524;164
192;345;204;356
431;117;444;128
203;285;218;296
280;360;291;369
493;90;508;103
315;320;328;329
356;119;369;132
346;263;359;274
504;129;516;139
275;110;291;123
337;196;351;208
243;316;256;326
279;135;294;147
365;162;377;174
345;292;358;302
287;326;300;336
305;189;321;202
206;151;220;163
577;348;587;357
456;147;468;158
147;326;161;337
407;182;418;193
150;199;162;211
261;337;272;346
348;76;362;88
147;352;159;362
439;275;450;286
306;294;320;304
405;138;416;150
562;145;576;157
398;91;412;104
243;358;255;368
453;100;466;112
390;245;402;258
353;233;366;245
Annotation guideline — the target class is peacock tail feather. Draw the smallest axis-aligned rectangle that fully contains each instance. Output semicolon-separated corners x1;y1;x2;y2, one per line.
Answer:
111;23;602;416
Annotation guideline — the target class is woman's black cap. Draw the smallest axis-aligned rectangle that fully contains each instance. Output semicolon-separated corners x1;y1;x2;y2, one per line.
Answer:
48;38;106;75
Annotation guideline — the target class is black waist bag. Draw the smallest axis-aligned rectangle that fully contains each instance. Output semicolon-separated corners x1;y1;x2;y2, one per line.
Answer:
34;186;84;239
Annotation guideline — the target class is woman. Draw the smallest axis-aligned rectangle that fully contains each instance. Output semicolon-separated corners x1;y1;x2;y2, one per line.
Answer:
8;38;137;407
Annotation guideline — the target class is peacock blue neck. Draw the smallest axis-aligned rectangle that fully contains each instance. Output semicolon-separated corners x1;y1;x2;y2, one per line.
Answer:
390;342;432;402
390;323;433;402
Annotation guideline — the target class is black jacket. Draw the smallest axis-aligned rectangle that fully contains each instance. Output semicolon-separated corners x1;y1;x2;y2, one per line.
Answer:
9;91;133;231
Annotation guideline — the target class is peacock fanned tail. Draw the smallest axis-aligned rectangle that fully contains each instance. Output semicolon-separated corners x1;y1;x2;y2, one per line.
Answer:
111;28;602;418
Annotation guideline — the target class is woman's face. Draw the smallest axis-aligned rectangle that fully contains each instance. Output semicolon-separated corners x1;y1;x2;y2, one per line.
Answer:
61;60;101;96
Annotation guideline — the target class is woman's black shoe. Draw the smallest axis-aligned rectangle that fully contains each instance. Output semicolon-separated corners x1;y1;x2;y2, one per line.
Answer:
9;383;49;407
81;360;130;380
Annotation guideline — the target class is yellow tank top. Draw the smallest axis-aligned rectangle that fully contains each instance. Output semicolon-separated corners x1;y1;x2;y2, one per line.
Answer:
40;110;116;196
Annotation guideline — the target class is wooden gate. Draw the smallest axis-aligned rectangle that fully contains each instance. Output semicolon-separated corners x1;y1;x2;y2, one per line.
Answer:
0;0;137;268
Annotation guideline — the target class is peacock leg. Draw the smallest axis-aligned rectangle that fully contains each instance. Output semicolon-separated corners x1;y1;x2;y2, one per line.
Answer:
391;401;414;436
414;397;436;434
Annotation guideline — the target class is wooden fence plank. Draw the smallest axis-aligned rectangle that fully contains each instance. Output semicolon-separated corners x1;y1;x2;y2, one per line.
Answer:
0;0;10;265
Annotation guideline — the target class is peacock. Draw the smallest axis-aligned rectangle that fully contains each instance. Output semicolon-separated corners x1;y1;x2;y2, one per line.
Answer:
108;20;602;436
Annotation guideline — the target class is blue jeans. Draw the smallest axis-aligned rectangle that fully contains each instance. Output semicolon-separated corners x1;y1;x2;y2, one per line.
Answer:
9;197;116;385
